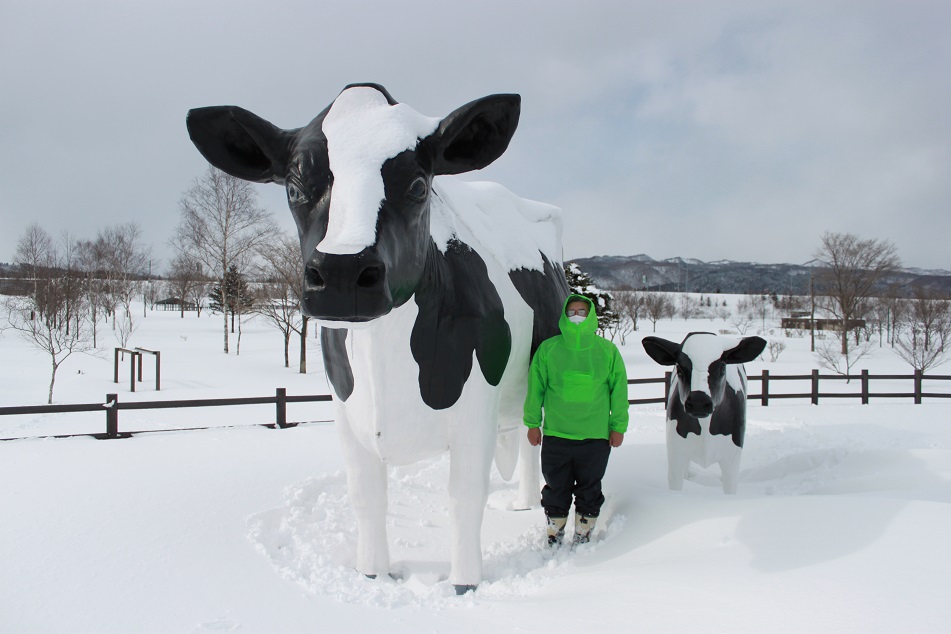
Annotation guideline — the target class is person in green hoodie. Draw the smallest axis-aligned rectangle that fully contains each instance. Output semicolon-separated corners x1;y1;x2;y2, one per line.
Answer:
524;294;629;546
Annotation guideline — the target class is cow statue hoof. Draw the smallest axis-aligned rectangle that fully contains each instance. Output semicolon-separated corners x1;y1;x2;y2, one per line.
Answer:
454;584;478;596
642;333;766;495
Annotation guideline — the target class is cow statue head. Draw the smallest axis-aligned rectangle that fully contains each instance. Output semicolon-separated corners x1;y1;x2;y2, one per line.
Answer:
642;333;766;417
185;84;520;324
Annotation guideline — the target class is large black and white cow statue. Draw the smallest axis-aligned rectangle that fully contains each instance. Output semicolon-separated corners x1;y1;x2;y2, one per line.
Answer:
186;84;567;593
641;333;766;494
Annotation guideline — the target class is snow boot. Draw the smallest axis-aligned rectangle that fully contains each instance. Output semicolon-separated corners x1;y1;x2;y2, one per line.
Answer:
574;513;597;545
546;515;568;546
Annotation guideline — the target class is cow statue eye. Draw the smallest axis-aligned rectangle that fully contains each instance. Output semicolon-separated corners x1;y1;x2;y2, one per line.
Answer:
406;176;429;203
287;183;308;206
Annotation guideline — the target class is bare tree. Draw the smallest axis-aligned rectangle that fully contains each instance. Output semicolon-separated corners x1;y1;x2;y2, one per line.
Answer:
767;340;786;362
678;293;699;321
14;225;84;338
7;230;95;403
187;278;210;318
57;232;85;337
96;223;150;341
255;234;309;369
75;237;113;348
875;284;907;348
601;310;632;345
611;290;644;344
730;297;755;335
166;254;206;318
173;166;277;353
14;223;56;310
5;295;95;403
643;292;675;332
141;259;158;317
813;232;901;355
868;295;894;348
749;294;771;334
772;293;807;314
893;287;951;372
814;336;873;381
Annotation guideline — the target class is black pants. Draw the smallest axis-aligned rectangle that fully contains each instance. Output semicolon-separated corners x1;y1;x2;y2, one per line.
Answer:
540;436;611;518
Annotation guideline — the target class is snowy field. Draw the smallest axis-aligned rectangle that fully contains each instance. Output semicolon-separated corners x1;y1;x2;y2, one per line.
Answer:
2;300;950;633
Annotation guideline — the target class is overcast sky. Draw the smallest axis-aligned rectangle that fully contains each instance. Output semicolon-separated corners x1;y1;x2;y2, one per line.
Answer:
2;0;949;272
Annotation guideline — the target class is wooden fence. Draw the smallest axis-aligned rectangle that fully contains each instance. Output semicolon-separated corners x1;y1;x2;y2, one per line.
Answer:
2;371;950;442
630;370;951;406
0;388;332;441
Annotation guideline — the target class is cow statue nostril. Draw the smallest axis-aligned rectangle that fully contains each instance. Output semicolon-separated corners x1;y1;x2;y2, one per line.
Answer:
357;265;383;288
305;266;326;290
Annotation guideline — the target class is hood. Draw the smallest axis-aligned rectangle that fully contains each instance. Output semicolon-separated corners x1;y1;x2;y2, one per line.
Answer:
559;293;598;347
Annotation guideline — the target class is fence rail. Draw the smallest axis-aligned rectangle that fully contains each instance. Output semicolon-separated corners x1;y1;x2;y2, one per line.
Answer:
628;369;951;406
0;388;332;441
2;371;950;442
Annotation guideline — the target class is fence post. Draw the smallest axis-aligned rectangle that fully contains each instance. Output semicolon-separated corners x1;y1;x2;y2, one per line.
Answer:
137;353;143;383
114;348;120;383
914;370;922;404
811;369;819;405
861;369;869;405
130;352;137;393
106;393;118;438
276;387;287;428
664;371;672;404
156;351;161;391
761;369;769;406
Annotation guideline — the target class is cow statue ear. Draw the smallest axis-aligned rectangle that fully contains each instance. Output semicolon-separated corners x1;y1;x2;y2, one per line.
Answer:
426;94;521;175
641;337;681;366
722;336;767;364
186;106;293;184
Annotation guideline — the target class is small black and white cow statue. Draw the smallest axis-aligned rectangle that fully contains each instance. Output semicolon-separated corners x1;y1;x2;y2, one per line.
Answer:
185;84;568;593
641;333;766;494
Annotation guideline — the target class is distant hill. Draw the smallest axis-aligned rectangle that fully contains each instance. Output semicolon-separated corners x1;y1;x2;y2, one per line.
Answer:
569;254;951;295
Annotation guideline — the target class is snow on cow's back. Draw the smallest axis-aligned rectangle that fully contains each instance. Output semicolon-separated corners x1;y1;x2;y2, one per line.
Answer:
430;177;563;273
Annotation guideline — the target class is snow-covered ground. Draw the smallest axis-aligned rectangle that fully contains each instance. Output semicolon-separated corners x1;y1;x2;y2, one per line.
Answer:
2;301;949;633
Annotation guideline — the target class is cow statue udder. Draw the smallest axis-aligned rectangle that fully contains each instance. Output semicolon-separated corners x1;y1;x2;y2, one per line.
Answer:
186;84;568;593
642;333;766;494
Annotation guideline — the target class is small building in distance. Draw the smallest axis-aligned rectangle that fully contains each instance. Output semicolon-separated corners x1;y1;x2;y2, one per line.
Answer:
155;297;198;312
781;311;865;332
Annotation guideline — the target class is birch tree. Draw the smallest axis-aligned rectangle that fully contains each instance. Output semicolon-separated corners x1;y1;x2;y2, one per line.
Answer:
95;223;149;346
173;166;277;353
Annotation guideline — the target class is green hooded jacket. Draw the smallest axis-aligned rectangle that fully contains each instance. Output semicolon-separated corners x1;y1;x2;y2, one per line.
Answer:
523;294;629;440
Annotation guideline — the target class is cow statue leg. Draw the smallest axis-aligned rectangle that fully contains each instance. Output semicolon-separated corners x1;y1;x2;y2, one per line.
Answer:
447;404;497;593
513;430;541;510
336;408;390;578
666;421;690;491
719;445;742;495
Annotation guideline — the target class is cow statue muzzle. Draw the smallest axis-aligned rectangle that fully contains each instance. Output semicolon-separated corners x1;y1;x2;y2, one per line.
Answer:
683;391;714;418
303;247;391;322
